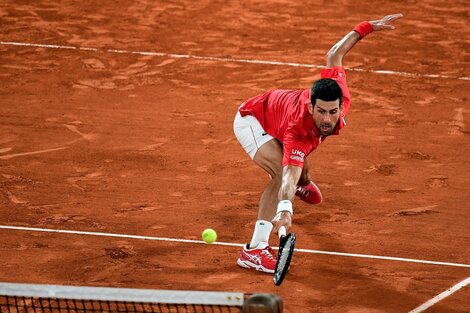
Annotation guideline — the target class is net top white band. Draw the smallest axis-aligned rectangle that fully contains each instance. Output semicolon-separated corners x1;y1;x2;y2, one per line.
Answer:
0;283;244;306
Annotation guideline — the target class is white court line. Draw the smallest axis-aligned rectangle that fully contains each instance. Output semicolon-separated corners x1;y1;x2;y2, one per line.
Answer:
408;277;470;313
0;147;67;160
1;41;469;81
1;225;470;268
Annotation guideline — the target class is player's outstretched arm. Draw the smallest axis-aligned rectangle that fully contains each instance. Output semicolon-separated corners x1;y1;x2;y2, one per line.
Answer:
271;164;302;234
326;13;403;68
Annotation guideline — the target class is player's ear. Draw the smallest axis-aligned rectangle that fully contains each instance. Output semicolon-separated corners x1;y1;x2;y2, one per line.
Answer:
307;102;314;114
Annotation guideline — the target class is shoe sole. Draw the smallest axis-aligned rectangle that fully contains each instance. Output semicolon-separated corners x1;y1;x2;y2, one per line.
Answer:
237;258;274;274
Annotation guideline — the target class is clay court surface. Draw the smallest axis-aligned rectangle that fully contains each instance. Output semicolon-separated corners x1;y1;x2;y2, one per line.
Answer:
1;1;469;312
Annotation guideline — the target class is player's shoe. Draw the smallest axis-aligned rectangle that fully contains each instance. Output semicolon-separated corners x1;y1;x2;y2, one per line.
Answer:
237;243;277;273
296;181;323;205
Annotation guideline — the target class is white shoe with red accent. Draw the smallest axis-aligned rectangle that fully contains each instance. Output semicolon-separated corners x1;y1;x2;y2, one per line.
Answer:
296;181;323;205
237;242;277;273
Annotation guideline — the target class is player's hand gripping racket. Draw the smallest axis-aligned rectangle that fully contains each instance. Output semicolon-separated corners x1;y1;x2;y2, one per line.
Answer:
273;226;296;286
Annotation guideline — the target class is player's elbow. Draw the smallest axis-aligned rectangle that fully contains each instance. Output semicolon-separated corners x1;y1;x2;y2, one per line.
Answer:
326;49;342;68
326;48;336;60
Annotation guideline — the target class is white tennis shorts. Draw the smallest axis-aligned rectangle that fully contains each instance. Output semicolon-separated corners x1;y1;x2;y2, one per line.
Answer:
233;111;274;159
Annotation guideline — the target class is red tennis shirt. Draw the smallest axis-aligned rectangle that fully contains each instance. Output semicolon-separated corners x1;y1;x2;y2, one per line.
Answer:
239;66;351;167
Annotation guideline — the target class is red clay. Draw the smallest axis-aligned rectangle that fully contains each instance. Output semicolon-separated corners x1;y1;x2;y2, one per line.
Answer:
1;1;469;312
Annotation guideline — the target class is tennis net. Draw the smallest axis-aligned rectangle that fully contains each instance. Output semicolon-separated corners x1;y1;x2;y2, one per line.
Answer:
0;283;282;313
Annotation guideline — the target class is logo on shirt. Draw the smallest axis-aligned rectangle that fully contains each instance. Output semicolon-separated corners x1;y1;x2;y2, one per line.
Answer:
291;149;305;159
261;132;268;136
290;149;305;162
290;155;304;162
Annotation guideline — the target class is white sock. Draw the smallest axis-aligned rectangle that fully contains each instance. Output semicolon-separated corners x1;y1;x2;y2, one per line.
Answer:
249;220;273;249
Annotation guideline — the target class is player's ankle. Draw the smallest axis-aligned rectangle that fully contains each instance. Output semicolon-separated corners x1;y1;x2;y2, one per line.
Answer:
297;179;312;187
249;241;269;249
249;220;273;248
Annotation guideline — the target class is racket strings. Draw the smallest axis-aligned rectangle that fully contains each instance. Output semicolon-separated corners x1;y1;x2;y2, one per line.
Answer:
278;240;292;268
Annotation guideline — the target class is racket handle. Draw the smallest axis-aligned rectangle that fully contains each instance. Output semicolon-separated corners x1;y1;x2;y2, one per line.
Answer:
278;226;286;238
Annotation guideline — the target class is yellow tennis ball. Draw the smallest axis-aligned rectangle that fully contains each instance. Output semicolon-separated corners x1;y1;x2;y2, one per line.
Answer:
202;228;217;244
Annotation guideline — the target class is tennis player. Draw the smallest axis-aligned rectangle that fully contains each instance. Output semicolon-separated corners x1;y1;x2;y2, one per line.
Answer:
234;14;403;273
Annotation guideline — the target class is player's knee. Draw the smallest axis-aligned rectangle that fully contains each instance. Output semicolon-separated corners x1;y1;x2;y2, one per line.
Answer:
269;169;282;183
263;160;282;182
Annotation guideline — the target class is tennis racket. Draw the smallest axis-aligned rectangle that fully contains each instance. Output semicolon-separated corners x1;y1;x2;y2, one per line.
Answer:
273;226;296;286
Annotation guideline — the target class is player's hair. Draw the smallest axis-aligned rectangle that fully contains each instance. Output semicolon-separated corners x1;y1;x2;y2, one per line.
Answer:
310;78;342;108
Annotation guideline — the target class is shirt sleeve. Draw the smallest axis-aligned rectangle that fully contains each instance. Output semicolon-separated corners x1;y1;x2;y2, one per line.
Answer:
282;130;312;168
321;66;351;116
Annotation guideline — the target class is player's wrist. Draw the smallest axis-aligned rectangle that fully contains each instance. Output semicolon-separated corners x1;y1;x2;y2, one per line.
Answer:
277;200;293;216
353;21;374;39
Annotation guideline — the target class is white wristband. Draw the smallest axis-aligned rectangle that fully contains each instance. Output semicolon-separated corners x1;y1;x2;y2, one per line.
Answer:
277;200;293;216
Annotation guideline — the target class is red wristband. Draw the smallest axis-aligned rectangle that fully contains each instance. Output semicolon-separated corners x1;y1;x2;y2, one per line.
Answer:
353;21;374;39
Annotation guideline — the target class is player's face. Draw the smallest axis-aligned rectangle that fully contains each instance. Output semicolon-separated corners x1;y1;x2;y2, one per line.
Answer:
310;99;341;136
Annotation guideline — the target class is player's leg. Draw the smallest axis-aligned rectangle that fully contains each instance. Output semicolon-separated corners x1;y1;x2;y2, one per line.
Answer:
233;112;281;273
253;139;283;222
239;139;282;273
298;158;312;186
233;111;282;241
